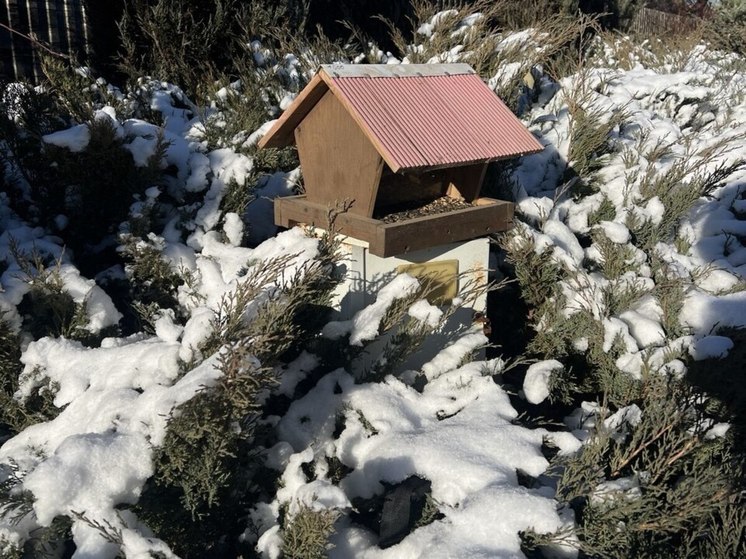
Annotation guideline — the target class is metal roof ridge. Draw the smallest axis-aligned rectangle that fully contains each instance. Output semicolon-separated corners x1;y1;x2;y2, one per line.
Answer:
319;63;476;79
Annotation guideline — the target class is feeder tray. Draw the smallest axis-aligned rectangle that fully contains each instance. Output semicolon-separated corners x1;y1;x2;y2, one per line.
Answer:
275;194;512;257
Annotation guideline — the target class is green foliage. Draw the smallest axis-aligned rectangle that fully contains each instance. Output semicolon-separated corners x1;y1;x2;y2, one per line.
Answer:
682;499;746;558
413;493;443;530
0;366;60;436
705;0;746;55
281;504;339;559
13;256;87;342
361;270;497;381
502;229;564;309
118;0;240;99
601;277;650;318
4;244;112;347
137;229;343;556
2;93;167;255
152;350;275;516
0;463;34;526
652;277;687;339
0;538;22;559
119;234;184;319
566;84;628;185
587;196;616;226
368;317;436;382
0;316;22;398
198;80;280;154
251;146;300;174
591;231;638;280
0;464;74;556
528;303;639;406
117;0;349;105
539;375;744;558
23;516;74;559
54;119;165;247
630;148;745;249
40;56;118;123
0;83;69;144
219;177;254;230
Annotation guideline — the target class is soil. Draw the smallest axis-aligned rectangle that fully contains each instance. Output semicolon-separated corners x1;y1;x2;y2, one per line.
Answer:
375;196;474;223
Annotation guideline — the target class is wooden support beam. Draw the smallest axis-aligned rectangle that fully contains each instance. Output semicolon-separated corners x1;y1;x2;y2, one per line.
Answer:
446;162;488;202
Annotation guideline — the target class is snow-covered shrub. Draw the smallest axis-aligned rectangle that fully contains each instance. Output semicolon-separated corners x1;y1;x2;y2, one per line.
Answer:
382;1;597;111
508;21;746;557
3;107;166;255
705;0;746;55
118;0;247;100
1;3;745;558
526;373;744;558
630;148;744;249
564;78;629;187
11;248;91;342
119;235;186;330
197;77;290;155
40;56;122;123
131;228;344;556
0;317;23;435
502;228;564;308
118;0;352;107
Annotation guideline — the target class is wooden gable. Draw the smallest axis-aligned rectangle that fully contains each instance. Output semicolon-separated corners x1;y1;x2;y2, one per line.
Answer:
294;90;384;217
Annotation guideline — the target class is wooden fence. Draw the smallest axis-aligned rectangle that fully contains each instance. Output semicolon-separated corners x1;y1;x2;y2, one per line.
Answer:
630;6;701;37
0;0;90;82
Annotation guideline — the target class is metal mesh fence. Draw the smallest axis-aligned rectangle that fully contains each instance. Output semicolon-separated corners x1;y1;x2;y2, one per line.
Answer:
1;0;90;82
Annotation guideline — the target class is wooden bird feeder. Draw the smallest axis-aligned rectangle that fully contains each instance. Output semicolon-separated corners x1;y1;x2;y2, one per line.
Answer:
259;63;542;257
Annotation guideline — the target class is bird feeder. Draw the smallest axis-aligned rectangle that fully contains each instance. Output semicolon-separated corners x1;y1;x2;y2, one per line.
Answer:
259;63;542;258
259;63;542;326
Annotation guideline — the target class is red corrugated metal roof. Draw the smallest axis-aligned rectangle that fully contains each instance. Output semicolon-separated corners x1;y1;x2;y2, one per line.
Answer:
259;64;543;172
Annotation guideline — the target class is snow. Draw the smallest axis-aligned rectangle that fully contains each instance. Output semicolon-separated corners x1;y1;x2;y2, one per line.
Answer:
208;148;253;184
704;422;730;440
323;274;420;346
688;335;734;360
23;433;153;526
267;346;563;559
680;291;746;333
125;135;159;166
542;220;584;266
17;335;182;407
185;152;211;192
591;476;641;507
596;221;631;244
43;124;90;152
154;310;184;343
407;300;443;329
223;212;244;246
618;310;666;349
523;360;563;404
420;333;488;380
245;169;298;244
58;264;123;332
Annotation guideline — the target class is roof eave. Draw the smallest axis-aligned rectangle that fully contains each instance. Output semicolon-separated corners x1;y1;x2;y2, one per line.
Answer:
257;72;329;149
394;147;545;173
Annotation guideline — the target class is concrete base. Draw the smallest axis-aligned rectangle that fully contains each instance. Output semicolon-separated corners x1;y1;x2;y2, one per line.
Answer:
329;235;491;373
333;236;490;318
